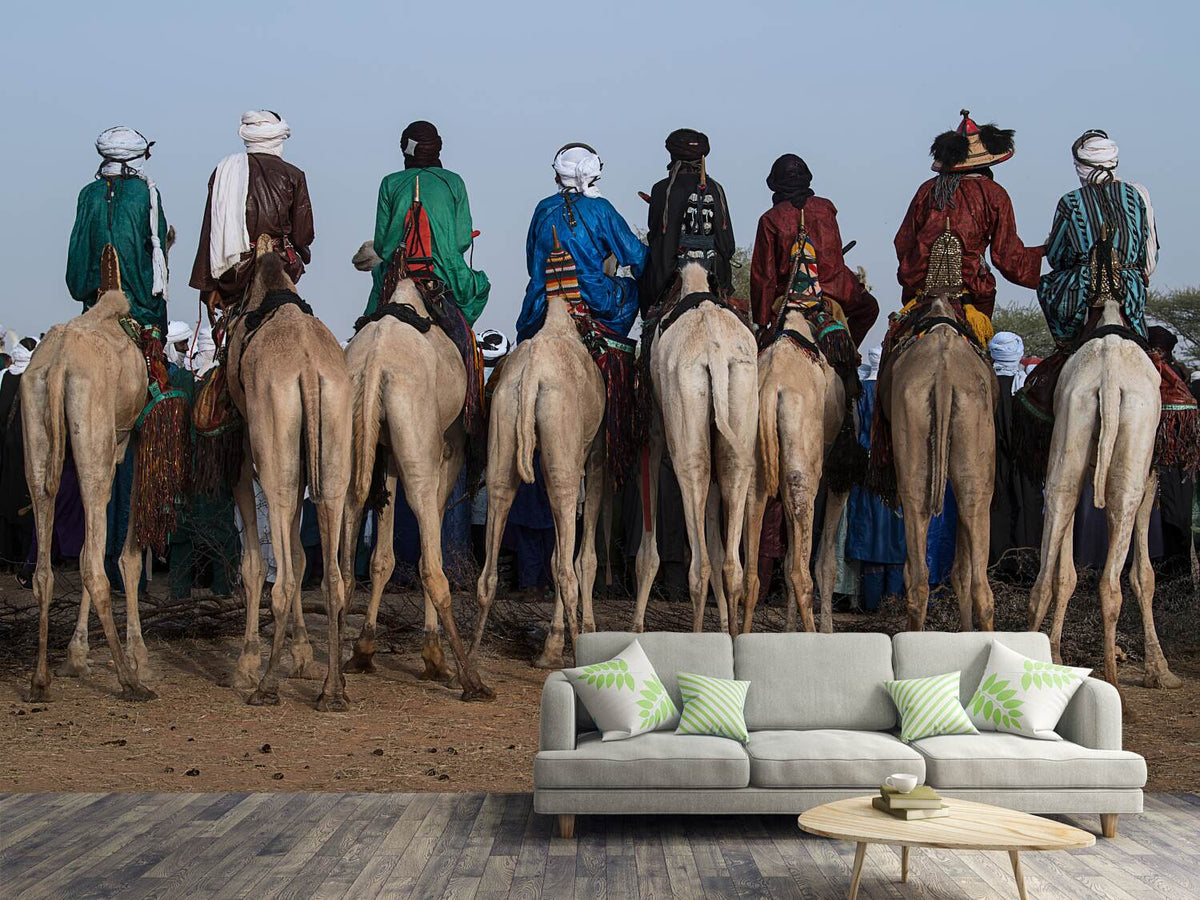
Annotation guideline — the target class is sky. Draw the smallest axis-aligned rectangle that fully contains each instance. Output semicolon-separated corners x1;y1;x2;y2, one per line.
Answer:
1;0;1196;350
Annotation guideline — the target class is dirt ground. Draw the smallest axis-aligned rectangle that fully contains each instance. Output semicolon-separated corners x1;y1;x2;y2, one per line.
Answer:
1;587;1197;794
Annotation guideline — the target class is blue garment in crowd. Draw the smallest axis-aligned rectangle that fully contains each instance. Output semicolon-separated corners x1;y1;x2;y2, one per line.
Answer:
515;193;647;342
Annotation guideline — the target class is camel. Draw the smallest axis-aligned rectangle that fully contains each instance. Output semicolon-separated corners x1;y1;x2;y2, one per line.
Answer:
471;261;606;669
21;281;156;702
741;307;850;635
224;238;353;711
340;267;492;701
879;293;998;632
632;262;759;635
1028;290;1180;691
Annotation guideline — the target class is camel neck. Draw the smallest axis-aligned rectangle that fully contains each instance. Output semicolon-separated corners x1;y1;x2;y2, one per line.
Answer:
544;297;576;333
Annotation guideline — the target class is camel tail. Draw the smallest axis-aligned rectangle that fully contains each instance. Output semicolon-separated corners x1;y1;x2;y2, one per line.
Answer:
300;371;324;501
707;347;738;449
352;365;383;504
516;367;538;484
929;383;952;517
42;364;67;496
1093;368;1121;509
759;385;781;498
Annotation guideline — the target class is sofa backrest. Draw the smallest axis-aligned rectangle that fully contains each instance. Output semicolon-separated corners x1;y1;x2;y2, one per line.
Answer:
892;631;1052;706
573;632;734;730
734;633;896;731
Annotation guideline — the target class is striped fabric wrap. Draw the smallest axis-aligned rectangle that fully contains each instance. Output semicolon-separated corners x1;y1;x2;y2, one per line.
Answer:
674;672;751;742
545;242;582;304
884;671;979;743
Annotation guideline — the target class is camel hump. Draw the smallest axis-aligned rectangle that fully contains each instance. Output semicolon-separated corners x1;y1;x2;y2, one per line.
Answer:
99;244;122;293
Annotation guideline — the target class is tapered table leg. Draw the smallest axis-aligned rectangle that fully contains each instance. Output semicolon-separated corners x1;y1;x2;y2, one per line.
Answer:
1009;850;1027;900
848;842;867;899
901;845;910;883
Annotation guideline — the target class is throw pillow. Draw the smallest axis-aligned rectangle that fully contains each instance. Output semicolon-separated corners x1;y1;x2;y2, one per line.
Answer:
563;640;679;741
967;641;1091;741
884;671;979;743
674;672;751;742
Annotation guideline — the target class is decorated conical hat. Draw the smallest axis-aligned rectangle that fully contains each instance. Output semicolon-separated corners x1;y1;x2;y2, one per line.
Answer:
931;110;1015;173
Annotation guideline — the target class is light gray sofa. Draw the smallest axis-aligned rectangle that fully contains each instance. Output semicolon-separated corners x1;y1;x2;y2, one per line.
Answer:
534;631;1144;838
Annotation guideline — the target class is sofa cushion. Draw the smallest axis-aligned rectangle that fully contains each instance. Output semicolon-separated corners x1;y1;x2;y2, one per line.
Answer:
966;641;1091;741
735;633;895;730
563;639;680;741
575;632;734;729
534;731;749;790
746;730;925;789
892;632;1053;707
913;732;1147;790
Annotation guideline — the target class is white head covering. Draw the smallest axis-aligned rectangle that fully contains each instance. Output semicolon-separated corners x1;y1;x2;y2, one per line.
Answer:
167;321;191;343
988;331;1027;394
8;342;33;375
239;110;290;156
553;145;603;198
476;329;511;364
95;126;168;299
1071;130;1158;279
865;345;883;381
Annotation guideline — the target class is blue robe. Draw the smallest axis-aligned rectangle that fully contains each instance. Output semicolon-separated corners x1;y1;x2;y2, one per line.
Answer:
516;193;647;342
1037;182;1153;344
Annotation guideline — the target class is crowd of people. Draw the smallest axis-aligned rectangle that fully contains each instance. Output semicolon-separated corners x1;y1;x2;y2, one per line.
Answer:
0;107;1196;610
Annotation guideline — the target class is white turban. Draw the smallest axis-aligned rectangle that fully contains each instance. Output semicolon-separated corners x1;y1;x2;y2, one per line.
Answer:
167;320;192;344
1074;134;1119;185
239;110;290;156
8;343;32;375
476;329;511;364
865;345;883;381
553;145;603;198
989;331;1027;394
95;126;168;299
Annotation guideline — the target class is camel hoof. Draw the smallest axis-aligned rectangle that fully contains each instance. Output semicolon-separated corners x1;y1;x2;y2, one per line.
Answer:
289;643;315;679
247;689;280;706
118;684;157;702
27;683;51;703
532;653;563;671
460;681;496;702
417;663;454;683
56;659;91;678
1145;670;1183;690
315;693;349;712
344;652;376;674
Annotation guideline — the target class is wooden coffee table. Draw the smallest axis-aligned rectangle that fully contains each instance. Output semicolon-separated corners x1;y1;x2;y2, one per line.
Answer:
798;796;1094;899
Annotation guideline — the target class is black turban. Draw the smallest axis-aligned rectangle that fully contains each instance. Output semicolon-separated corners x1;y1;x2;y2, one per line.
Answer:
767;154;814;210
665;128;710;162
1147;325;1178;356
401;120;443;168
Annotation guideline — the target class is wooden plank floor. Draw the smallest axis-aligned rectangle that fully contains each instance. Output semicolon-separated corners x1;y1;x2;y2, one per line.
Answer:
1;793;1197;899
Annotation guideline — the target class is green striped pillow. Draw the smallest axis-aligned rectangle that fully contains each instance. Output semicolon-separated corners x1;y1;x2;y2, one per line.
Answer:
884;671;979;743
674;672;751;742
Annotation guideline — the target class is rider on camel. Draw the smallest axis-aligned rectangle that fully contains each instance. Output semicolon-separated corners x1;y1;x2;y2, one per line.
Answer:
894;109;1043;342
67;127;171;330
190;110;314;322
639;128;735;312
362;120;490;324
750;153;879;347
516;143;646;342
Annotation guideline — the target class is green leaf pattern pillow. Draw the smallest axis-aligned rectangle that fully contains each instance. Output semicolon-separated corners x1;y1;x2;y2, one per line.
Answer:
564;640;679;741
967;642;1091;741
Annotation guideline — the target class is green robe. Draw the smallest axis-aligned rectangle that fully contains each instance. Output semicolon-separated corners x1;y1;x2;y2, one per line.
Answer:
364;167;489;323
66;176;169;330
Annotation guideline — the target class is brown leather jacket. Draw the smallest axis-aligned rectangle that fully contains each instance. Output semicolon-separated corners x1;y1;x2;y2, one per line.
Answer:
189;153;315;300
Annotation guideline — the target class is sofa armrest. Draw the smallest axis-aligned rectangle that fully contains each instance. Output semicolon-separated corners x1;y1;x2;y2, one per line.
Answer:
1057;677;1122;750
540;672;577;751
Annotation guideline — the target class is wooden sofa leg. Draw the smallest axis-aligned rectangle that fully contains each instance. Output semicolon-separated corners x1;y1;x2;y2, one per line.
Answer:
1100;814;1118;838
557;814;576;839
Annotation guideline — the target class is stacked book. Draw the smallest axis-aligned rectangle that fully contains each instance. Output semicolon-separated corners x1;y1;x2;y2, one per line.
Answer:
872;785;948;820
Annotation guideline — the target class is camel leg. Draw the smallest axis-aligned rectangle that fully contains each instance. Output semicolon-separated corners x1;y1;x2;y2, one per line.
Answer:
1030;453;1088;661
780;468;818;633
575;439;604;635
419;432;466;682
899;504;932;632
79;468;154;701
536;543;570;670
815;490;849;634
247;480;299;707
57;593;92;678
28;487;59;700
117;495;149;680
676;465;712;634
471;469;518;657
410;471;492;701
741;477;768;635
315;496;349;711
1130;472;1180;689
537;453;585;668
231;453;264;690
1098;493;1140;692
632;428;664;632
286;484;314;679
705;487;729;635
347;475;397;674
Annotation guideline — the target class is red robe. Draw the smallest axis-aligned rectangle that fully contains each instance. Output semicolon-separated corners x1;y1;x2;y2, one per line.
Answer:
750;197;878;345
893;175;1043;317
